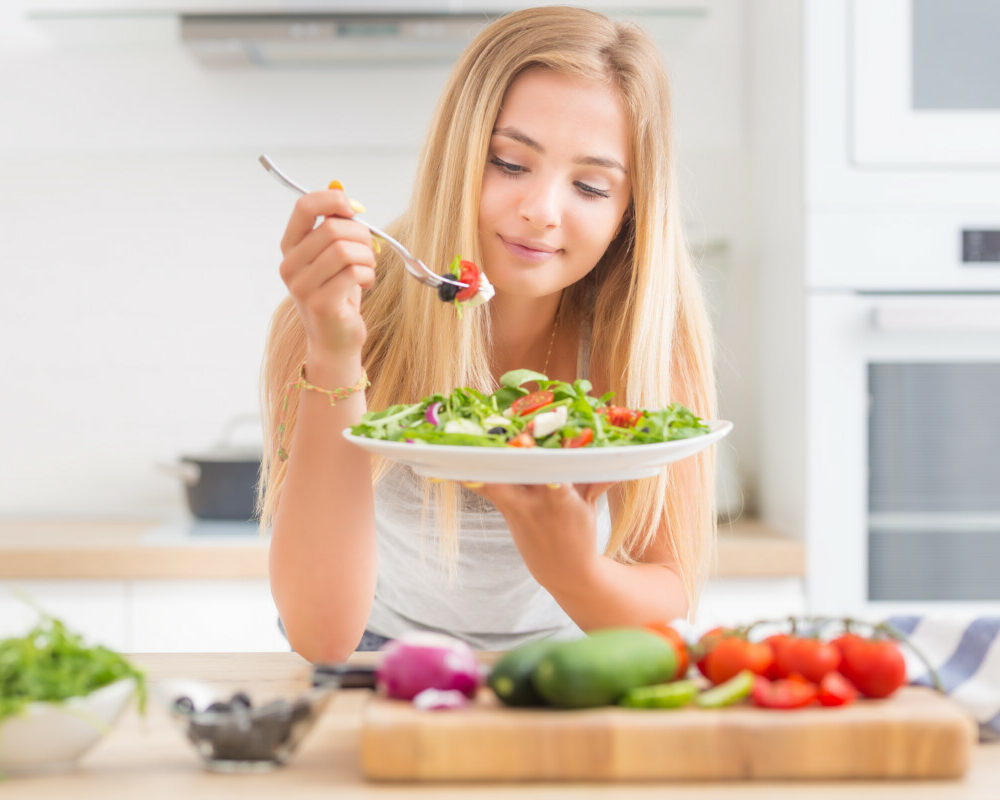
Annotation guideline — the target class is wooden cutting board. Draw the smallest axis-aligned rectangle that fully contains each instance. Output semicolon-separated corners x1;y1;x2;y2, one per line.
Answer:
359;687;976;781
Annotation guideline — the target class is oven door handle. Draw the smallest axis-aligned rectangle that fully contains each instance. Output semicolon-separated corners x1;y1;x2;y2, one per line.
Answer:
871;301;1000;333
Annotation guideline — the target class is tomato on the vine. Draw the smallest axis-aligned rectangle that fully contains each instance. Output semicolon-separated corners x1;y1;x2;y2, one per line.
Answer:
699;633;773;686
774;637;841;683
832;634;907;698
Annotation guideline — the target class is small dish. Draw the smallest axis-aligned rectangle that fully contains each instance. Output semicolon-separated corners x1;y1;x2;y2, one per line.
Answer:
158;678;334;773
0;678;137;775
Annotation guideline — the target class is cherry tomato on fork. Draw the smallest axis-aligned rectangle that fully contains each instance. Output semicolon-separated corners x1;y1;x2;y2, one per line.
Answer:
510;391;555;416
453;260;481;302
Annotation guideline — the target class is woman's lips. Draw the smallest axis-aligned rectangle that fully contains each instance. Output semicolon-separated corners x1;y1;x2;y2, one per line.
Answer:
500;236;560;263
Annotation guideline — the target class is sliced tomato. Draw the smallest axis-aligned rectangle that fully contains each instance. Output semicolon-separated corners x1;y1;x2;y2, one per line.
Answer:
562;428;594;448
818;671;859;707
596;405;639;427
453;260;481;302
510;390;555;416
507;431;535;448
751;675;818;710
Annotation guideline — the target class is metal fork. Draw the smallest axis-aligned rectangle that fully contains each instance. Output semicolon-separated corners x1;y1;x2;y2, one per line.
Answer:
258;154;465;290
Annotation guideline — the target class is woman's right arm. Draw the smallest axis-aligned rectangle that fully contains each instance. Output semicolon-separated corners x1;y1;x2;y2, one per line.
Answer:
268;188;378;663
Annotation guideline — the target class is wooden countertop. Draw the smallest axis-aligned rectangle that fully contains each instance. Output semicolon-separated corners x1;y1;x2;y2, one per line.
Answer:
0;517;803;580
6;652;997;799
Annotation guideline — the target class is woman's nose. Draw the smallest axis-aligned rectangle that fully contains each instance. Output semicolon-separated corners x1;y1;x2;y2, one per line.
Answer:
518;181;560;230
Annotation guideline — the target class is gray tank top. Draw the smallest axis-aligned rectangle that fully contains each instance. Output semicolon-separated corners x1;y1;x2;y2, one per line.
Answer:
366;330;609;650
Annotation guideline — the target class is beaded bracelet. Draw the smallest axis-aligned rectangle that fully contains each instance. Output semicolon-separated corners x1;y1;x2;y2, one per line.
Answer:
276;362;370;461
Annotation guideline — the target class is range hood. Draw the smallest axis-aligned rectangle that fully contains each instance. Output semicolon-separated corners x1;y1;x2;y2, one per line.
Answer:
25;1;709;67
180;12;491;67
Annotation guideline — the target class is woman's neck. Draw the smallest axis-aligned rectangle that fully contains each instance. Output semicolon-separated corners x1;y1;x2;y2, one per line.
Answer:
489;291;564;379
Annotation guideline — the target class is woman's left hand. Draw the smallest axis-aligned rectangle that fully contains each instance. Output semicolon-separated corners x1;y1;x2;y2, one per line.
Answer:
463;481;614;591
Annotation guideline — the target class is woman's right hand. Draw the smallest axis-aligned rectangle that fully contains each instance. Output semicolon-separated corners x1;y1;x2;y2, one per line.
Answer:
279;187;376;360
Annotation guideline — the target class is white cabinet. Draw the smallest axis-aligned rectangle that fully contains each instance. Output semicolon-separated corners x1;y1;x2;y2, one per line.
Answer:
130;579;288;653
0;580;129;650
693;577;806;630
0;579;289;653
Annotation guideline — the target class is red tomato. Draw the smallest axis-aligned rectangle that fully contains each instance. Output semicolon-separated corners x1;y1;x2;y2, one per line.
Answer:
453;260;481;302
818;671;859;707
834;636;907;699
695;627;728;677
751;675;818;709
762;633;795;679
562;428;594;448
643;622;690;679
597;405;639;427
507;431;535;448
701;635;774;686
510;391;555;416
775;637;841;684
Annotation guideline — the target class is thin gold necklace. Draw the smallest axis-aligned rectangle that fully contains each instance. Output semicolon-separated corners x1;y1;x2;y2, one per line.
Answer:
542;297;562;376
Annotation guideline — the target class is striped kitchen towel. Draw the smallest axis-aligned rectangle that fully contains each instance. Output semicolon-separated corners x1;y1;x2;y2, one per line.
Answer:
886;616;1000;742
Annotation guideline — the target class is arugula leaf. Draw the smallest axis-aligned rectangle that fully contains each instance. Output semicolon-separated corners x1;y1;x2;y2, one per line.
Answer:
499;369;548;390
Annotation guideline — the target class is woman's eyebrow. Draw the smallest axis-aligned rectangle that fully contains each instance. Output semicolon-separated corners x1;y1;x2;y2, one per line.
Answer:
493;126;627;174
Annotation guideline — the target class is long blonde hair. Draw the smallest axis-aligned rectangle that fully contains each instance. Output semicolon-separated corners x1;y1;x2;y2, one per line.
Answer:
258;6;716;615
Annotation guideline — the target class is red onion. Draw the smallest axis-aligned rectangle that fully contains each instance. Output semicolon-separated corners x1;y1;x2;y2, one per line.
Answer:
425;401;442;426
375;631;481;701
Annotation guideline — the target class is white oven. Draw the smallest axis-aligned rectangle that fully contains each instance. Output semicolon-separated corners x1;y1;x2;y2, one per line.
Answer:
851;0;1000;167
806;291;1000;617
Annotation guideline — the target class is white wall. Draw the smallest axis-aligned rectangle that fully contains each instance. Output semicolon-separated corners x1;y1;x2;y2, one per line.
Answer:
0;2;758;518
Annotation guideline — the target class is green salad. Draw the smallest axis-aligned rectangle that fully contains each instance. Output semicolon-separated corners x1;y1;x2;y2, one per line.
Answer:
350;369;710;448
0;609;146;723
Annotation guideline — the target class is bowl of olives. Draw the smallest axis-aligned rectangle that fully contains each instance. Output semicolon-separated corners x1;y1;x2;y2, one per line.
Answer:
158;678;334;772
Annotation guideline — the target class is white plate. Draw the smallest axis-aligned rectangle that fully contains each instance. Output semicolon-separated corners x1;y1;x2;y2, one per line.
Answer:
343;420;732;484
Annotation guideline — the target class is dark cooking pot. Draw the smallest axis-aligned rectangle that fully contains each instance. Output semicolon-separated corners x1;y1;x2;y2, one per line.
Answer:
161;415;262;521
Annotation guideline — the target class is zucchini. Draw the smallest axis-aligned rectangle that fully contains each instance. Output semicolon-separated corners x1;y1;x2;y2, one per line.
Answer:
531;628;679;708
488;639;559;707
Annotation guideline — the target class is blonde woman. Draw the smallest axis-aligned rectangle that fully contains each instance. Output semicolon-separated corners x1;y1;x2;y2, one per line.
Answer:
259;6;716;662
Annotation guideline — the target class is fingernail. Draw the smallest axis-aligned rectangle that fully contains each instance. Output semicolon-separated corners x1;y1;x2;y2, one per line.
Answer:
547;483;562;490
328;180;344;190
371;236;382;254
463;481;484;489
350;198;367;214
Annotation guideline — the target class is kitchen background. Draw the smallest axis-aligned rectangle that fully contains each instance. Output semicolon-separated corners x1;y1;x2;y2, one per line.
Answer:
2;0;998;650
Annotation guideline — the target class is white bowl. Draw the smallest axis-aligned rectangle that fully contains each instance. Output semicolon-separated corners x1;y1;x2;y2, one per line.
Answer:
0;678;136;775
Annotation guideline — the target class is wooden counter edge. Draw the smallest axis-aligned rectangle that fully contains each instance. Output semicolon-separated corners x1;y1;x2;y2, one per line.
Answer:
0;517;803;580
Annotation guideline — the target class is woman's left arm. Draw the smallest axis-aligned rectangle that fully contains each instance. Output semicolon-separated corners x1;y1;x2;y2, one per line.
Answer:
468;482;688;629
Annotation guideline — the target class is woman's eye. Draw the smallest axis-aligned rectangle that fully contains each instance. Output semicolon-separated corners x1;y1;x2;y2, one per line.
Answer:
489;156;524;175
575;181;610;199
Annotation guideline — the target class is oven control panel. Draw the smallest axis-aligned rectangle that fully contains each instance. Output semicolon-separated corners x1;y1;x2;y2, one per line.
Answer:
963;229;1000;263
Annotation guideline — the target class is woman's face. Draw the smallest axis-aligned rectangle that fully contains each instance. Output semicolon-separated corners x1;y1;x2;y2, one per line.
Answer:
478;69;632;300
